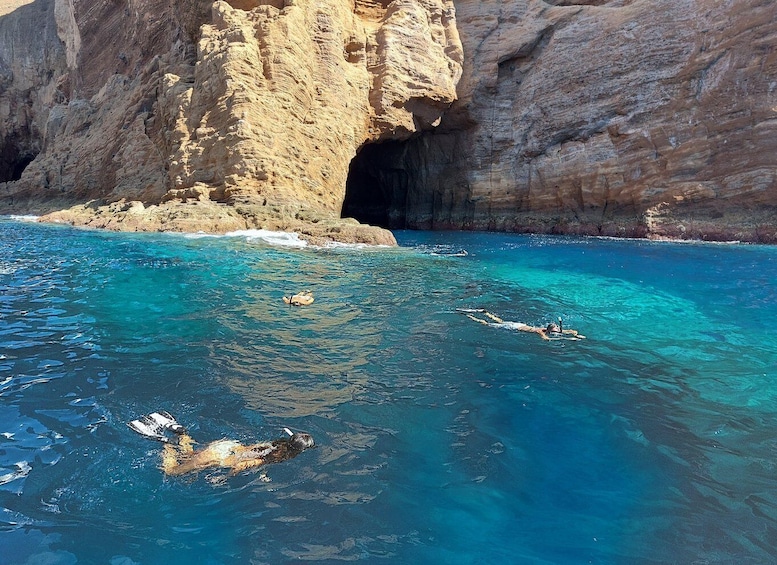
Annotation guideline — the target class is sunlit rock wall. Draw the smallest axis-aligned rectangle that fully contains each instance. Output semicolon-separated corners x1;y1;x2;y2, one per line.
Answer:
0;0;463;244
1;0;775;243
356;0;777;242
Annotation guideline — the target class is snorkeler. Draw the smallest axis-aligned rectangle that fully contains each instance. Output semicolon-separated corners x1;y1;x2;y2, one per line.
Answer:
458;309;585;341
128;412;315;477
283;290;314;306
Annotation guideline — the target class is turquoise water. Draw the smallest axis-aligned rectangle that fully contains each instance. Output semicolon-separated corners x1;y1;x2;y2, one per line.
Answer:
2;217;777;564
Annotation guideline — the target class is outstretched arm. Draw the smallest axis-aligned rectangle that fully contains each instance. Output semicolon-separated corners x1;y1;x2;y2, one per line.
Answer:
561;329;586;339
534;328;551;340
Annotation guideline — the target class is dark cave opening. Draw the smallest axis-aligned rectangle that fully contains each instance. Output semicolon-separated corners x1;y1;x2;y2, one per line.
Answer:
0;135;38;183
341;140;411;230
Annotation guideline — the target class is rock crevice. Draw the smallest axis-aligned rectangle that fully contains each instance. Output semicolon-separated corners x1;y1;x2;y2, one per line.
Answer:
1;0;776;243
345;0;777;243
0;0;463;245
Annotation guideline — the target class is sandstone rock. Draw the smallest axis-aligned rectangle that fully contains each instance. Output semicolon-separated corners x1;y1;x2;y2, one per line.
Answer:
344;0;777;243
2;0;776;244
0;1;34;18
0;0;463;246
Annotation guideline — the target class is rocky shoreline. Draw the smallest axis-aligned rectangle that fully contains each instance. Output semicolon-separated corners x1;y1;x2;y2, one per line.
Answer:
0;196;397;246
1;1;776;247
435;204;777;245
4;195;775;246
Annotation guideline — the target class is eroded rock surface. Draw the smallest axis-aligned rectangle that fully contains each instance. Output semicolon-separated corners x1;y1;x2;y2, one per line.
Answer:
346;0;777;242
0;0;463;245
1;0;776;243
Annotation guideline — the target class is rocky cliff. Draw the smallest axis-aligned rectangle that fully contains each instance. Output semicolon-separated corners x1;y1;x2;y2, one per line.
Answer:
345;0;777;242
1;0;775;243
0;0;463;244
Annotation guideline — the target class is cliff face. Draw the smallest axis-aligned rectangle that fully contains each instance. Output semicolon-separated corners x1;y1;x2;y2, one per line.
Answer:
1;0;776;243
0;0;463;244
0;0;66;184
345;0;777;242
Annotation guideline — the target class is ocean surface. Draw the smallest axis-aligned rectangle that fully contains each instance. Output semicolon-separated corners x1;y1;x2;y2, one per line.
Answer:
1;217;777;565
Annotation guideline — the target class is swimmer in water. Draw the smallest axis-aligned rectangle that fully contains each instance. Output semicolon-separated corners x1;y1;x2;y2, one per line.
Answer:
283;290;314;306
128;412;315;477
459;309;585;341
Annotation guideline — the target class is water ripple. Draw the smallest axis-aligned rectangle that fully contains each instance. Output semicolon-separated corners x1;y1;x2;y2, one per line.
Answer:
2;221;777;563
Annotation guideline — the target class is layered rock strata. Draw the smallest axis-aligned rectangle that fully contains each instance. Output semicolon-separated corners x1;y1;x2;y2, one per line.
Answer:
0;0;463;245
1;0;776;244
345;0;777;242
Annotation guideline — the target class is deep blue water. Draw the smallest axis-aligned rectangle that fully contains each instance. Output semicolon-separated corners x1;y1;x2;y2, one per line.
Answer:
2;217;777;564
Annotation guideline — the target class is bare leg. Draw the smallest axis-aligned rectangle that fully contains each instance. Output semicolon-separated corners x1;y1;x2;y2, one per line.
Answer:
178;434;195;454
161;433;197;475
163;449;222;476
162;444;181;475
466;314;489;325
483;311;504;323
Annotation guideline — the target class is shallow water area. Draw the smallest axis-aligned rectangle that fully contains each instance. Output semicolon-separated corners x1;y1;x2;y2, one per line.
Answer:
2;218;777;564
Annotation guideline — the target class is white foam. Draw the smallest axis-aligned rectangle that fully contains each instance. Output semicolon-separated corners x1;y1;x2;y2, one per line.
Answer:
224;229;309;248
6;215;39;222
592;234;745;246
321;240;394;251
180;231;218;240
0;461;31;486
170;227;397;251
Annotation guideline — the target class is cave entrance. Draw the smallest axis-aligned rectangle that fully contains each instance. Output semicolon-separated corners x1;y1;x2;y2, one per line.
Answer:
0;134;38;183
341;140;411;230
